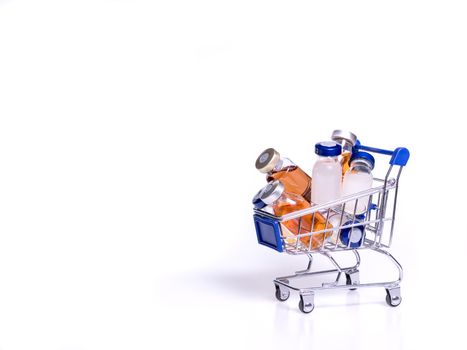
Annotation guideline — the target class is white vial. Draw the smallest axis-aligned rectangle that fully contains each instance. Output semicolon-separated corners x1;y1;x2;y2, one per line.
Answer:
311;141;342;205
342;151;375;215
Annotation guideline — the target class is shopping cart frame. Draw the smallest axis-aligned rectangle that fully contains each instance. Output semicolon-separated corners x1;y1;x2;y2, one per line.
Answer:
253;143;410;313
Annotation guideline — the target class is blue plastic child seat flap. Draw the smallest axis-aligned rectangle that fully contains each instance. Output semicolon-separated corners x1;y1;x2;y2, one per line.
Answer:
253;214;283;252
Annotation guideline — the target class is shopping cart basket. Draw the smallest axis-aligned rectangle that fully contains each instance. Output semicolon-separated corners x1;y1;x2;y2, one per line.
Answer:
253;143;410;313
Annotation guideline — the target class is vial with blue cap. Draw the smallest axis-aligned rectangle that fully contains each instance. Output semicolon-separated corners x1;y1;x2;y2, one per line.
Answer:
311;141;342;205
339;214;366;248
326;213;366;248
342;151;375;215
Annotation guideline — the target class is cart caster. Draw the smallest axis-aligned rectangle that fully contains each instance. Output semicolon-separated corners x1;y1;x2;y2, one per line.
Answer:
385;287;402;307
298;293;315;313
274;283;290;302
345;270;360;291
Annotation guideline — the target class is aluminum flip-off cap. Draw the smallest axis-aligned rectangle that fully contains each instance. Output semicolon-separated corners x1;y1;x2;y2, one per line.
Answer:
255;148;280;173
252;188;267;209
259;180;285;205
331;130;358;146
350;157;375;170
350;151;375;170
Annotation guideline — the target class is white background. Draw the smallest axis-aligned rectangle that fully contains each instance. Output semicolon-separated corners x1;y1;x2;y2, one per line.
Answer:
1;1;466;349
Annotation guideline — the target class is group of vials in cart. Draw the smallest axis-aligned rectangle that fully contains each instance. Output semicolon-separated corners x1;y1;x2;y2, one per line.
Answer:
252;130;376;250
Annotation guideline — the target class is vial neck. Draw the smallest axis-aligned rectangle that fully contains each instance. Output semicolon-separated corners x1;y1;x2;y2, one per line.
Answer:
272;157;295;171
350;163;372;173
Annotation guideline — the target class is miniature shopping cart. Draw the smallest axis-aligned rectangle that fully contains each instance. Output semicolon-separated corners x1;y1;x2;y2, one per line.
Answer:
253;143;410;313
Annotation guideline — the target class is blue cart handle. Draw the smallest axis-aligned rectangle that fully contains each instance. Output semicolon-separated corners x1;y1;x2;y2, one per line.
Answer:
354;140;410;167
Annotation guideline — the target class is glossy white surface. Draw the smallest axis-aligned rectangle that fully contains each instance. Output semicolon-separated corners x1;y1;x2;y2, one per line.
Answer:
1;1;466;349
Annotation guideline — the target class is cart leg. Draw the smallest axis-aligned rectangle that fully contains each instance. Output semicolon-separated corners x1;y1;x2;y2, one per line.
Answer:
385;286;402;307
320;252;343;286
352;250;361;270
299;292;315;313
345;269;360;290
373;248;403;283
295;254;314;274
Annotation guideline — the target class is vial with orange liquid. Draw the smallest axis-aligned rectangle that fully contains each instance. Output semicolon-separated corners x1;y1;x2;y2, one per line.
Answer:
331;130;357;176
255;148;312;202
254;180;332;250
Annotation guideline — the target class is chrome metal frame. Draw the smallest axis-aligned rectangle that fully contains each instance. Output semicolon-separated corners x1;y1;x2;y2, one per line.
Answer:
255;163;405;312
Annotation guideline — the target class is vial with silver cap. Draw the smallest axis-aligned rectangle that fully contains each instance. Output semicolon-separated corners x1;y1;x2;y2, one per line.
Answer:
255;148;311;202
331;130;358;176
255;180;331;250
311;141;342;205
342;151;375;215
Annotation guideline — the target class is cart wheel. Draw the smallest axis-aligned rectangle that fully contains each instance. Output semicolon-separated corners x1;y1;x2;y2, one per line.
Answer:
274;284;290;302
298;294;314;314
385;288;402;307
345;270;359;291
